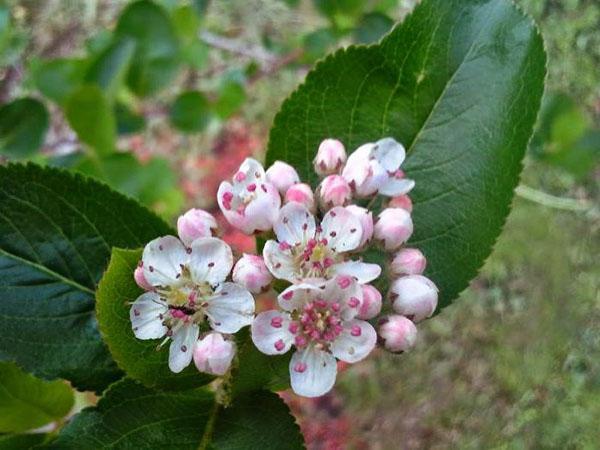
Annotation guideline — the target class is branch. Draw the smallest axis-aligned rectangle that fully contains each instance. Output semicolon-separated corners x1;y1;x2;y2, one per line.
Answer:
515;185;593;212
199;31;278;68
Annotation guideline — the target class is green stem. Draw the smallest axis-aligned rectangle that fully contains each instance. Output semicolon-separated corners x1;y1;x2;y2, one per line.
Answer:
197;400;220;450
515;185;592;212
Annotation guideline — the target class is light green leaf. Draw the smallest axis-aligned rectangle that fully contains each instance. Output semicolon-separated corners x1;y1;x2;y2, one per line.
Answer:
0;362;74;433
0;163;172;391
32;58;87;105
65;85;116;156
215;81;246;119
0;98;48;159
267;0;547;309
170;90;211;133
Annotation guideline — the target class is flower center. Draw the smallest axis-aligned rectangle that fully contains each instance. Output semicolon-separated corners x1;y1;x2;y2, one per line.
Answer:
288;298;344;350
292;237;339;279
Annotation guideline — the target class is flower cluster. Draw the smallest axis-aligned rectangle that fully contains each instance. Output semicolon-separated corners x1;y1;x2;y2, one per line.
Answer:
129;137;439;398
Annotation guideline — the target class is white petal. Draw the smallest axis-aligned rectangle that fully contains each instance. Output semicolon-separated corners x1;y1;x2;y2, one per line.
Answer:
193;332;235;376
237;157;266;186
356;160;388;197
168;323;199;373
342;143;373;187
142;236;188;287
244;182;281;232
290;347;337;398
205;282;255;333
277;283;321;312
188;237;233;286
321;276;362;320
332;261;381;284
274;202;315;246
330;319;377;363
320;207;362;253
373;137;405;171
251;310;294;355
378;177;415;196
130;292;168;339
263;240;297;282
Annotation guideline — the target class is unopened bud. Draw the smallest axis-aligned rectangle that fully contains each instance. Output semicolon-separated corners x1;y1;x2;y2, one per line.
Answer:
193;332;236;376
285;183;316;213
177;208;217;246
266;161;300;195
314;139;347;176
374;208;413;251
389;275;438;322
378;315;417;353
388;195;413;212
232;254;273;294
390;248;426;276
318;175;352;210
357;284;382;320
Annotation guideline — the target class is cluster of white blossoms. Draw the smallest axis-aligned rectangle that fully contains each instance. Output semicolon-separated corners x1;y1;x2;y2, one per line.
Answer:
130;137;438;397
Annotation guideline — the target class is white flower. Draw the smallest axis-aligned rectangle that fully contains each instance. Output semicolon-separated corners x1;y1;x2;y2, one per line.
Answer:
129;236;255;373
251;276;377;397
217;158;281;234
262;202;381;285
342;137;415;198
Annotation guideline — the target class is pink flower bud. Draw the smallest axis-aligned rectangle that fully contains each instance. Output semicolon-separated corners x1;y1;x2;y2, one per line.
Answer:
177;208;217;246
284;183;316;213
314;139;347;176
266;161;300;195
374;208;413;251
390;248;426;276
318;175;352;210
388;195;413;212
232;254;273;294
389;275;438;322
345;205;373;247
378;315;417;353
357;284;382;319
193;332;236;376
134;263;153;291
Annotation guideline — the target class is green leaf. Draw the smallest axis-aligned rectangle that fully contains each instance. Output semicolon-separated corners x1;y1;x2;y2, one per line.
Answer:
302;28;338;63
0;98;48;159
96;248;212;390
45;379;303;449
115;0;181;96
0;163;172;391
84;38;136;100
267;0;547;309
0;362;74;433
214;81;246;119
170;91;211;133
0;433;47;450
32;58;86;105
65;85;116;156
353;12;393;44
115;103;146;135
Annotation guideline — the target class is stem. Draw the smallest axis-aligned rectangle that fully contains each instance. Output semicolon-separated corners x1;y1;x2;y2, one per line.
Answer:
515;185;592;212
197;400;220;450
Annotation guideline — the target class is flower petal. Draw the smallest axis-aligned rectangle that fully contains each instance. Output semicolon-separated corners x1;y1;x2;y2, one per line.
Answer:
378;177;415;196
142;236;188;287
168;323;199;373
321;276;362;320
373;137;405;172
263;239;297;282
274;202;315;246
330;319;377;363
205;282;255;333
251;310;294;355
320;206;362;252
332;260;381;284
342;143;372;187
188;237;233;286
244;182;281;232
277;283;321;312
130;292;168;339
290;347;337;398
193;332;235;376
236;158;266;187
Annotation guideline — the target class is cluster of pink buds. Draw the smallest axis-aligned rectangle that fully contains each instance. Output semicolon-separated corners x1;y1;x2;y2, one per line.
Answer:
214;139;438;397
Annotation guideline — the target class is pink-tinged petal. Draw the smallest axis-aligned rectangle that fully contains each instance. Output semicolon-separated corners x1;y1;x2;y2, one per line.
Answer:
289;347;337;398
378;177;415;196
317;175;352;209
232;254;273;294
168;323;199;373
390;275;438;322
345;205;373;247
130;292;168;339
205;282;255;333
193;332;235;376
314;139;347;176
134;264;153;291
374;208;414;251
237;158;266;186
188;237;233;286
217;181;236;213
330;319;377;363
244;182;281;232
251;310;294;355
331;261;381;284
342;143;373;187
322;276;362;320
378;315;417;353
266;161;300;195
372;137;405;172
390;248;427;276
263;240;297;282
357;285;382;320
142;236;188;287
320;206;362;252
177;208;217;246
277;283;321;312
284;183;316;213
388;194;413;212
274;202;316;246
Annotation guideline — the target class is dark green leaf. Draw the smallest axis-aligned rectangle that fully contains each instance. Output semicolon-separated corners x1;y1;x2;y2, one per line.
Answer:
0;362;74;433
0;163;172;391
0;433;47;450
115;103;146;135
45;379;303;449
302;28;338;63
84;38;136;100
170;90;211;133
353;12;393;44
267;0;547;309
65;85;116;156
32;58;86;105
115;0;181;96
0;98;48;159
193;0;210;16
96;248;212;390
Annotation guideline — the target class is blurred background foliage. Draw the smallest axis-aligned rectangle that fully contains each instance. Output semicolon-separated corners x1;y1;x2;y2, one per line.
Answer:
0;0;598;448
